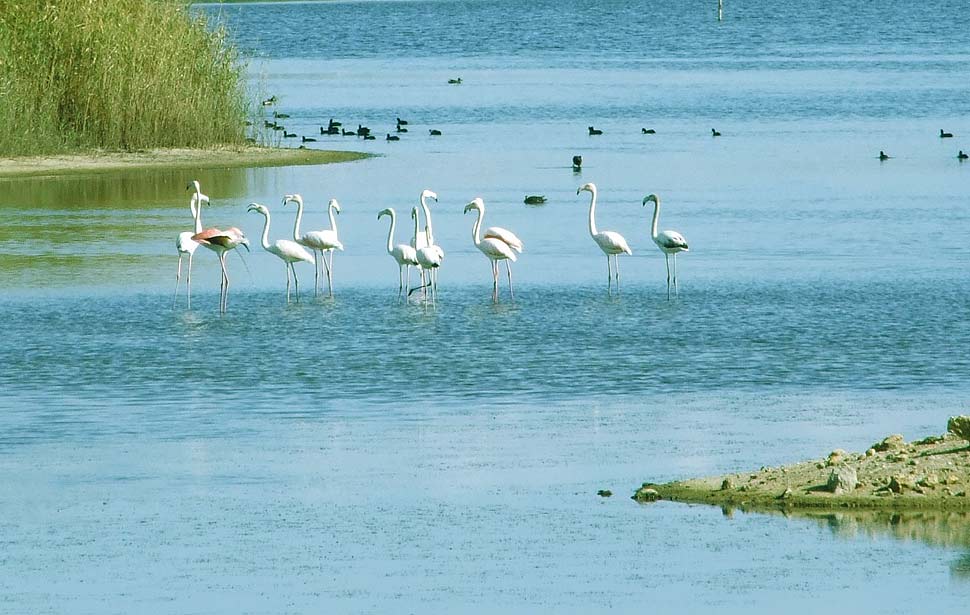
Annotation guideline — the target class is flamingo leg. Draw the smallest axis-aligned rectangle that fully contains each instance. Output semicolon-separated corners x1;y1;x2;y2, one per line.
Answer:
327;249;335;296
285;262;292;302
186;252;194;309
492;260;499;302
665;253;671;301
606;255;613;292
313;251;320;296
614;254;620;287
404;264;411;297
220;252;230;313
506;260;513;300
174;253;183;308
292;262;301;300
673;253;679;295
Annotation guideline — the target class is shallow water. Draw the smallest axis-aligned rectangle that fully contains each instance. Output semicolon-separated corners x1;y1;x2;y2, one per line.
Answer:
3;0;970;612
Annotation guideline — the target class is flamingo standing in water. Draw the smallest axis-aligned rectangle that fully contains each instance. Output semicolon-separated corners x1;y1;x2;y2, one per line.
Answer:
412;207;442;303
576;182;631;292
191;197;250;313
248;203;314;301
464;197;522;301
283;194;343;297
410;189;444;293
378;207;418;296
174;182;210;308
643;194;689;299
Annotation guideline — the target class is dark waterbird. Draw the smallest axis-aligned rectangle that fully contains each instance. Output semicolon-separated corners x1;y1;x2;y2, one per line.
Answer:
396;125;408;133
642;128;656;134
363;134;376;140
941;129;954;138
396;117;409;125
387;134;400;141
302;136;316;143
328;118;342;128
958;150;968;160
448;77;462;84
273;111;290;119
342;129;356;136
879;150;891;160
283;131;297;138
429;129;442;136
524;195;547;205
711;128;721;136
572;155;582;170
321;125;340;135
588;126;603;136
261;95;278;106
357;125;371;137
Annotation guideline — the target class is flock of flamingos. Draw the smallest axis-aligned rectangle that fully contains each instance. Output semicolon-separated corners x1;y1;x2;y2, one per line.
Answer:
175;180;689;311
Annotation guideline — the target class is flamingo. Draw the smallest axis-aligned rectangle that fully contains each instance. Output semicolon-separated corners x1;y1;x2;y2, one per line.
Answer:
377;207;418;296
576;182;631;292
283;194;343;297
191;224;249;313
464;197;522;301
248;203;314;301
174;182;209;308
643;194;689;299
410;189;445;292
412;207;442;302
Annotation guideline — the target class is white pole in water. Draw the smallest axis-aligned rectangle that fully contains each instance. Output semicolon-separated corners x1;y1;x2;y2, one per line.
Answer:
718;0;723;21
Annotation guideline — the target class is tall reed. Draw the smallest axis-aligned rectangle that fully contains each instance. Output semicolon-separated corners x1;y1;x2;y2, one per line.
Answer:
0;0;249;155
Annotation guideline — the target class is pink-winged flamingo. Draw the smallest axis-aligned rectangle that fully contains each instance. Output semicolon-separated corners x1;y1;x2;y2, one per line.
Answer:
191;196;250;314
284;194;343;297
464;198;522;301
174;182;209;308
643;194;689;299
412;206;442;303
577;182;631;292
248;203;314;302
378;207;419;296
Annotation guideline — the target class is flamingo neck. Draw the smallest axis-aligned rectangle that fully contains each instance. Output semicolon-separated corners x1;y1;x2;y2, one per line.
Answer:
420;195;434;244
471;207;484;247
258;212;272;250
412;211;420;246
191;197;202;234
292;198;304;241
328;203;338;233
587;189;598;237
385;211;396;254
650;200;660;240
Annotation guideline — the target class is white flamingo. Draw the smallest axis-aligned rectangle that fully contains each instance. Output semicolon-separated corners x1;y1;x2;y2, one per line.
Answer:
378;207;419;296
410;189;445;293
284;194;343;297
412;207;442;302
248;202;314;301
174;181;209;308
464;198;522;301
577;182;631;292
643;194;689;299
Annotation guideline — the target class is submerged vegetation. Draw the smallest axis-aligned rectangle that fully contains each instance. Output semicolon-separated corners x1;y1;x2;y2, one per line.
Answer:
0;0;248;155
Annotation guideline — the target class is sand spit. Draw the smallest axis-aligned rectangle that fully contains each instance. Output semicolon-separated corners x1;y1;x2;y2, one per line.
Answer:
635;417;970;510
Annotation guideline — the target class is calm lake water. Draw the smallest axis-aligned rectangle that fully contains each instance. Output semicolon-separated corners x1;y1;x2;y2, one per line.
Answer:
3;0;970;612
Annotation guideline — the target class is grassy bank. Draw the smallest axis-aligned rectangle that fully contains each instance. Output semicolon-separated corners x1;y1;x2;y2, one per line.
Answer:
0;147;372;179
0;0;247;156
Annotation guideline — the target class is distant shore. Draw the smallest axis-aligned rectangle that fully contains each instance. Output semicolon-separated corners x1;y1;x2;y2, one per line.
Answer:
0;147;372;179
634;421;970;510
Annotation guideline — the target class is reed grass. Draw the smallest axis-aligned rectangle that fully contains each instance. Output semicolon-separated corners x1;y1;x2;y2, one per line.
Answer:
0;0;248;155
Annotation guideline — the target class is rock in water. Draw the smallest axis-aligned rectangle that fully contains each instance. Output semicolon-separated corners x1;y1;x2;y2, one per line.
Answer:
947;416;970;443
597;489;613;498
826;466;858;494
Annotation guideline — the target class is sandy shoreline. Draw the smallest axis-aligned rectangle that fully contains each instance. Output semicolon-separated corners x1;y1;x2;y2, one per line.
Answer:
0;146;372;179
635;419;970;510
